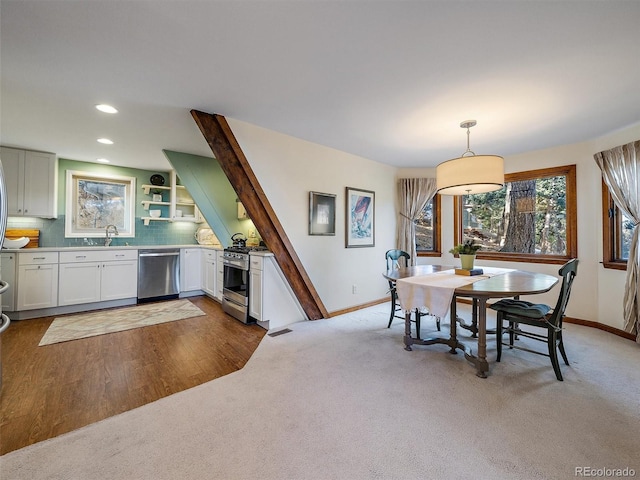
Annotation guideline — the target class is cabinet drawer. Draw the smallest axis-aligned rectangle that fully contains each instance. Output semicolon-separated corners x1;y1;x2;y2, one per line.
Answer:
202;249;218;261
18;251;58;265
249;255;263;271
59;249;138;263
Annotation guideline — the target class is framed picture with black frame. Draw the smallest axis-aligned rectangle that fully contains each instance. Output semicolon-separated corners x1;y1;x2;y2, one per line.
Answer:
309;191;336;236
345;186;375;248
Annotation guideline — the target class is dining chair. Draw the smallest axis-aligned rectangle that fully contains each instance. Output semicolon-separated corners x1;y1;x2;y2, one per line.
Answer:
385;249;440;334
489;258;578;381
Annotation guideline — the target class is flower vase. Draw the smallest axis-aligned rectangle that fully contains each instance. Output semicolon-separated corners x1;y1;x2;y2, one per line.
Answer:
459;254;476;270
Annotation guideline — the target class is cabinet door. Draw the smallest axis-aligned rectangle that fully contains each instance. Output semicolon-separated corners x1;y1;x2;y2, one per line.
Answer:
216;251;224;301
0;253;17;311
58;262;101;306
180;249;202;292
101;261;138;301
202;259;216;297
1;147;25;215
248;269;262;320
17;264;59;310
22;151;57;218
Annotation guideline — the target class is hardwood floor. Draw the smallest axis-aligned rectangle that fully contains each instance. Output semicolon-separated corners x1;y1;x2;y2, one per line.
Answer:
0;296;266;455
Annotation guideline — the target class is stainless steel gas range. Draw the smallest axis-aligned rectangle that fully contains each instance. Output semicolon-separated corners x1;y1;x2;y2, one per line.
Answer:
221;246;267;323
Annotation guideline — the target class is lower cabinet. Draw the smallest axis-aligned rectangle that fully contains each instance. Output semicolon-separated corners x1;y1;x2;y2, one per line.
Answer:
201;249;217;298
16;251;59;311
248;266;263;320
58;250;137;306
216;250;224;301
0;253;17;312
58;262;101;305
180;248;202;293
248;253;306;329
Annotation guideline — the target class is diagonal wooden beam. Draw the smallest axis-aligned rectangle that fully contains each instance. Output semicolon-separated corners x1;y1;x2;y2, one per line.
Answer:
191;110;328;320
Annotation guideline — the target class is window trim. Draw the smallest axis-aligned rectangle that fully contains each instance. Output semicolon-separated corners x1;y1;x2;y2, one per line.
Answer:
64;170;137;238
453;164;577;265
416;193;441;257
601;179;627;270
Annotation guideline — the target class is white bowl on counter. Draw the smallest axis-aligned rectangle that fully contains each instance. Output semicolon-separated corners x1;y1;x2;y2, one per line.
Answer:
2;237;30;249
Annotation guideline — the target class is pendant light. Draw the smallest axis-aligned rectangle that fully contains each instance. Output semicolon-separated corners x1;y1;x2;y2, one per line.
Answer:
436;120;504;195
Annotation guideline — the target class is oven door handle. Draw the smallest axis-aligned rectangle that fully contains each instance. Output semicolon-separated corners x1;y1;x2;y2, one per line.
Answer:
223;260;248;269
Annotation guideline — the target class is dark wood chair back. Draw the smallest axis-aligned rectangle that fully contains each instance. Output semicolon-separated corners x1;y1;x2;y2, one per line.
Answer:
385;249;410;270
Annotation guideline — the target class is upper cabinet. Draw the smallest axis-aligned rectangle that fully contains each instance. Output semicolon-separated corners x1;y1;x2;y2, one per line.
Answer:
140;170;203;226
1;146;58;218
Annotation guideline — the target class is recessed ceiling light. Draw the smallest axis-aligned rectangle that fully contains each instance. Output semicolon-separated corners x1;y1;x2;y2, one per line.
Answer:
95;104;118;114
97;138;113;145
96;158;110;163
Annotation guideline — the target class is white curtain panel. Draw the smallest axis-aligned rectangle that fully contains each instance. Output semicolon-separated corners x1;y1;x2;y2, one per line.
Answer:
594;140;640;342
396;178;437;265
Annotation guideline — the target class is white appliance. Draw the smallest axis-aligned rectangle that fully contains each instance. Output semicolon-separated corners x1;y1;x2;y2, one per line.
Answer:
0;159;11;392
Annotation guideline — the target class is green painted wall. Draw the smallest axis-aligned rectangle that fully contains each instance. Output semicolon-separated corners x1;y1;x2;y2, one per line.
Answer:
57;158;169;218
163;150;245;244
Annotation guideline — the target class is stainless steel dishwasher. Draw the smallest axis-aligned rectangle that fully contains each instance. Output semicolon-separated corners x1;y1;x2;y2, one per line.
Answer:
137;249;180;302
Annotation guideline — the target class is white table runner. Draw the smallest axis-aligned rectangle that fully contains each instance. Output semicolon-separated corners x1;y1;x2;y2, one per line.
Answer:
395;267;514;318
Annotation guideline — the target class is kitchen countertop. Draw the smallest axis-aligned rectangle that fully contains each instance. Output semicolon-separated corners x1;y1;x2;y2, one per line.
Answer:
1;244;224;253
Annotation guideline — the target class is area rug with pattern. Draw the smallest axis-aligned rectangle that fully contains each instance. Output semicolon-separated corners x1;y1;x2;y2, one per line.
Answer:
39;300;205;346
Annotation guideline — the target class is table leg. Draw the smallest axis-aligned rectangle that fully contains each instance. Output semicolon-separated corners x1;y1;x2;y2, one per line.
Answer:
471;298;478;338
475;298;489;378
403;310;412;351
448;295;458;354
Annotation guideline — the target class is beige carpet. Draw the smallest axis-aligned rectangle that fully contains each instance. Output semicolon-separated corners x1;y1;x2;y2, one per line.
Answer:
38;300;205;346
5;303;639;479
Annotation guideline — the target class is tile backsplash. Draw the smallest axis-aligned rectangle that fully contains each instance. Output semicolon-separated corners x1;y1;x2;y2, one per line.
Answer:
7;216;200;247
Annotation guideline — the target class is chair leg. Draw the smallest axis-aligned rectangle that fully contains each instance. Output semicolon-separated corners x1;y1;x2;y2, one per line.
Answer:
387;291;396;328
557;330;569;365
508;322;515;349
415;309;421;339
496;313;503;362
548;329;563;381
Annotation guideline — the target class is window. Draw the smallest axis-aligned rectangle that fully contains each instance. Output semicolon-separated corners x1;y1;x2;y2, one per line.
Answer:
416;194;441;256
601;180;632;270
453;165;577;264
65;170;136;238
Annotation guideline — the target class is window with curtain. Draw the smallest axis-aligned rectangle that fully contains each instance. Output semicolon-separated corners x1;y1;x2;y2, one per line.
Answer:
602;180;633;270
453;165;577;264
415;194;441;256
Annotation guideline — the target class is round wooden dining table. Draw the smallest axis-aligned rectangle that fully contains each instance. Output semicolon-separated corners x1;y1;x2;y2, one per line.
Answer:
383;265;558;378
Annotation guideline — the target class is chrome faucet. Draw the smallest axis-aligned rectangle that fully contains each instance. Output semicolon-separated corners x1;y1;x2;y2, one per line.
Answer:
104;224;119;246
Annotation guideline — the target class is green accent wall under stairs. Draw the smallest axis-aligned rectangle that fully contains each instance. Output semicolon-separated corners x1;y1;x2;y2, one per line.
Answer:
163;150;248;244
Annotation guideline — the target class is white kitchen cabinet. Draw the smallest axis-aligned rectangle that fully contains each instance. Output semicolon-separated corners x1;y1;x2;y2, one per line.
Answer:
1;146;58;218
100;260;137;301
58;262;102;305
248;253;306;329
17;252;59;310
0;253;17;311
248;260;263;320
58;249;137;306
180;248;202;293
201;249;217;298
216;250;224;301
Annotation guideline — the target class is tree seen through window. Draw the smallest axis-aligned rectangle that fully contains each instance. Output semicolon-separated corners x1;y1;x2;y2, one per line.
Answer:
454;165;576;263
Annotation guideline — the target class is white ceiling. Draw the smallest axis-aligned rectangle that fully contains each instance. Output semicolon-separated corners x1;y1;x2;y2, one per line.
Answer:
2;1;639;172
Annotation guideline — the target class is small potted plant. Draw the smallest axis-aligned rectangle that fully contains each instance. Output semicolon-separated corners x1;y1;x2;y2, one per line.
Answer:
449;239;482;270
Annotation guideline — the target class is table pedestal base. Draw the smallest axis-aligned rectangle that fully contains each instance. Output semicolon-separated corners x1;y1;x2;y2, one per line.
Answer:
403;297;489;378
456;298;496;338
